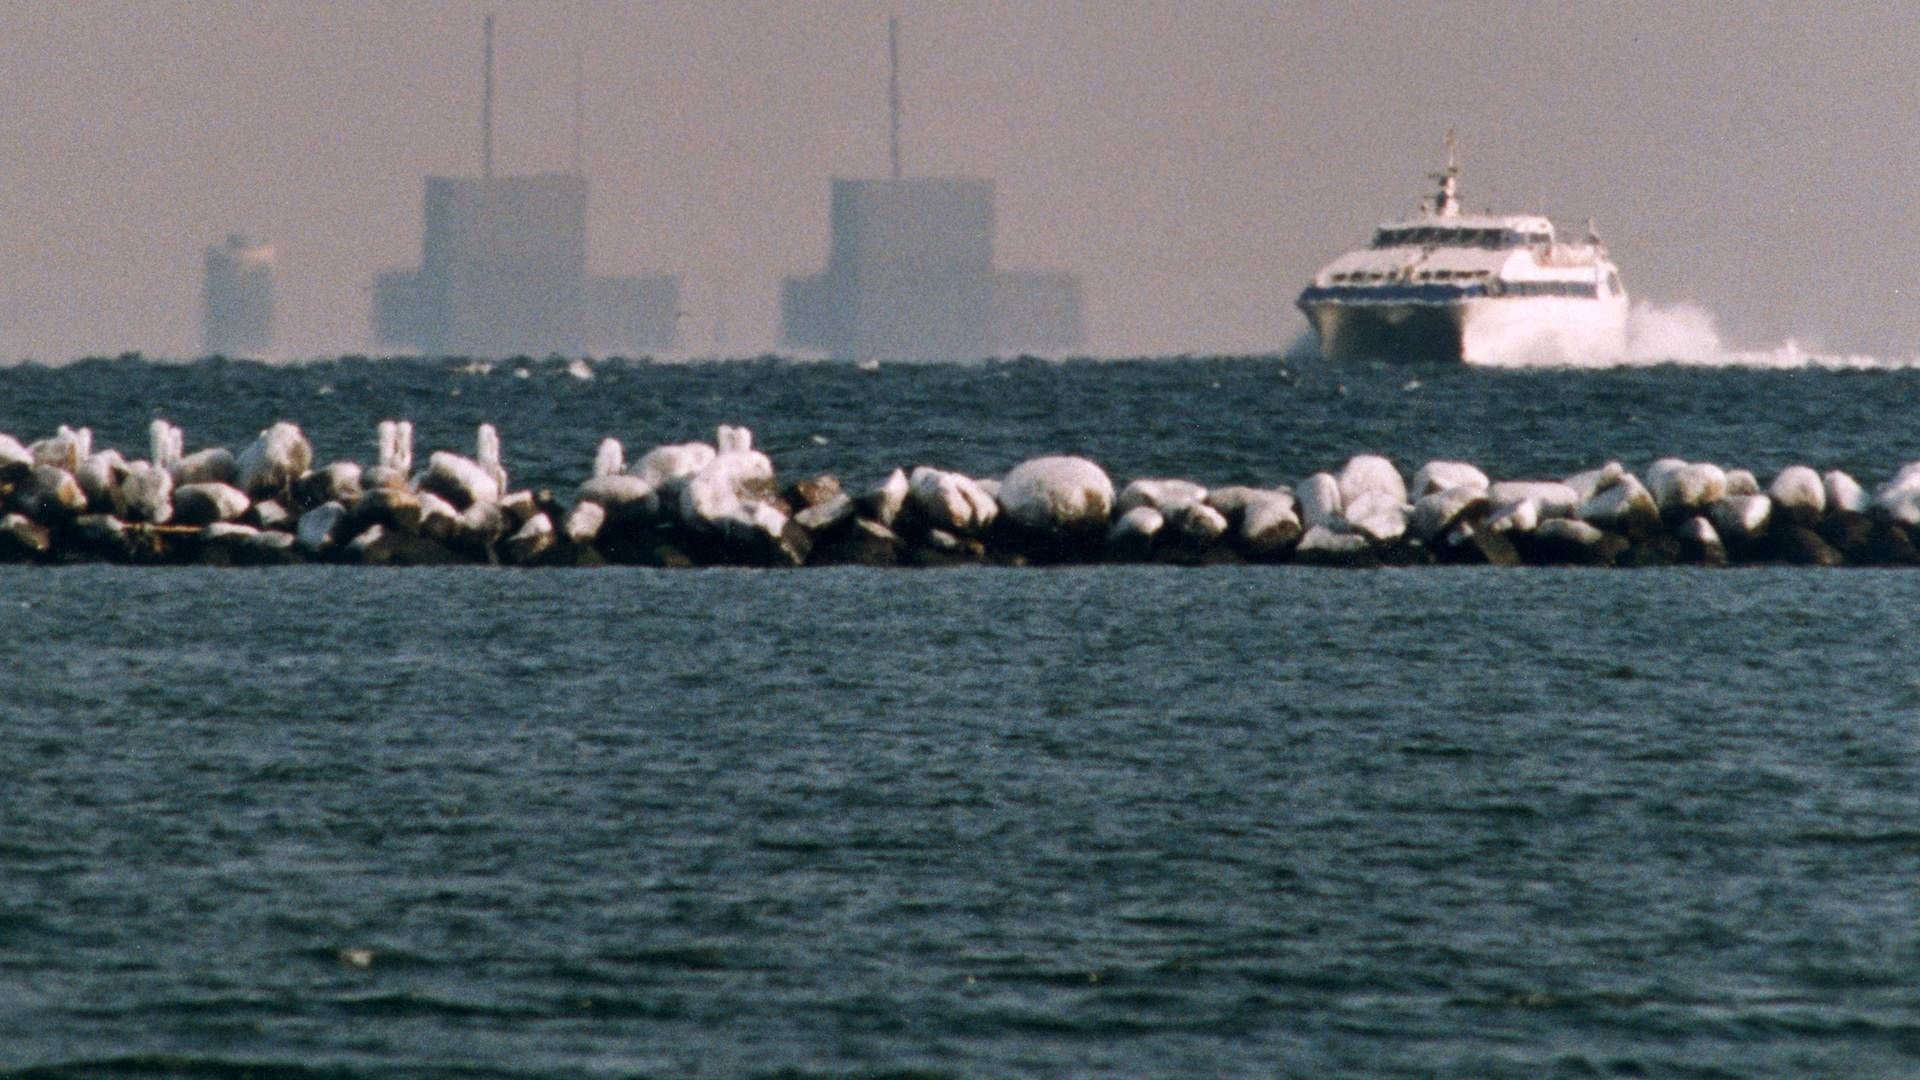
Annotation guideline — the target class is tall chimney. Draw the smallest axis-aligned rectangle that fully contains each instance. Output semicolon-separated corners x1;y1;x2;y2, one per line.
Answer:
888;15;901;181
482;14;495;179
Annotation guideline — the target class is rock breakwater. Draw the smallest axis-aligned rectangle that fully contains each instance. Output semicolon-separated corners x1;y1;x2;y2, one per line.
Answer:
4;418;1920;569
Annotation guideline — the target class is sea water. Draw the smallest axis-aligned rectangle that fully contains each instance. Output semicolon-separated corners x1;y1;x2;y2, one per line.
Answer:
2;356;1918;1077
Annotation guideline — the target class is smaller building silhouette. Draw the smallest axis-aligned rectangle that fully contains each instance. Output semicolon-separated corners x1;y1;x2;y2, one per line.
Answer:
203;234;276;358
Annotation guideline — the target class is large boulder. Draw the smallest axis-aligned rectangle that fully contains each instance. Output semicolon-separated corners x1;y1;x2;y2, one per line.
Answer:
1488;481;1580;519
14;466;89;523
1578;474;1659;536
0;433;30;469
1116;478;1207;514
998;456;1114;549
1237;490;1302;558
576;474;659;525
1410;485;1489;543
1343;491;1407;543
858;469;910;527
1824;470;1869;515
30;426;90;472
632;441;717;487
907;466;998;535
1647;459;1727;521
1710;494;1773;546
1768;465;1826;527
1296;472;1343;531
1105;505;1163;561
171;482;251;526
1337;455;1406;506
415;451;500;511
1410;460;1489;498
297;502;349;555
293;462;363;510
119;462;173;524
235;422;313;498
1294;524;1377;568
172;447;237;487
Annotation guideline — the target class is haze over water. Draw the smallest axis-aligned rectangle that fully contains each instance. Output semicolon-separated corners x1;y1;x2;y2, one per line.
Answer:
4;2;1920;361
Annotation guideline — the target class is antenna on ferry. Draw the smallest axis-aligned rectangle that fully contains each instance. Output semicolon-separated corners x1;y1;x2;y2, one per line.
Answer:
1430;129;1461;217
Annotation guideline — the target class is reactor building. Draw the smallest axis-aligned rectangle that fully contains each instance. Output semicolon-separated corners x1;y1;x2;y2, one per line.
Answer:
372;17;679;359
780;19;1083;362
202;234;276;358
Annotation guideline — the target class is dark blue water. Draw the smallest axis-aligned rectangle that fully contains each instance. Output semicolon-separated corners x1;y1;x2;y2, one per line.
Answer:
3;358;1920;1077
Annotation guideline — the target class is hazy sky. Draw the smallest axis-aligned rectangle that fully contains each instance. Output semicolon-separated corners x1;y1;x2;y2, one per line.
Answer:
2;1;1916;360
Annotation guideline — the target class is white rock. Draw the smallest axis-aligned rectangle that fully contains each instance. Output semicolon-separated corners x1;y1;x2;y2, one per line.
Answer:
1337;455;1406;507
1677;515;1723;549
632;441;716;487
297;502;348;553
75;450;127;513
908;466;998;534
1204;485;1280;521
678;446;777;529
1537;518;1606;547
415;451;500;510
1166;500;1229;546
0;432;31;468
592;438;624;478
1711;494;1773;543
1296;524;1372;560
563;500;606;543
1578;474;1657;532
172;482;251;526
1410;460;1489;498
576;474;659;523
415;490;463;539
999;456;1114;535
1410;485;1488;542
794;493;856;534
236;422;313;496
1648;461;1727;517
1564;462;1626;503
173;447;237;486
715;424;754;454
1116;478;1207;514
862;469;910;527
505;512;555;563
1486;497;1541;535
149;420;183;471
1487;481;1580;519
120;461;173;524
377;419;414;474
1825;470;1869;515
1343;491;1407;543
1239;491;1302;555
1768;465;1826;526
30;426;91;472
1296;472;1343;531
1106;505;1164;557
475;423;507;493
1724;469;1761;497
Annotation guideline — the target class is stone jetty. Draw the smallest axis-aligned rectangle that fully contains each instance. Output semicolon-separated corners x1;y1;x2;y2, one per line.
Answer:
3;418;1919;568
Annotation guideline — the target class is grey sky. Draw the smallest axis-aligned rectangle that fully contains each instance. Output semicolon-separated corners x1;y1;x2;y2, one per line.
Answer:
1;1;1913;360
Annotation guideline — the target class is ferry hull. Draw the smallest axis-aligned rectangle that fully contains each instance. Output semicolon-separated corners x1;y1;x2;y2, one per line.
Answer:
1302;297;1628;366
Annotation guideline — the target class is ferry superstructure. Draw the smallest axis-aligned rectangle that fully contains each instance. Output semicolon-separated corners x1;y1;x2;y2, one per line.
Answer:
1296;137;1628;365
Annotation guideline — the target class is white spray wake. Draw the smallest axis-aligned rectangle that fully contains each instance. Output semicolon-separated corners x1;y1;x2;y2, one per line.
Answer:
1622;301;1915;370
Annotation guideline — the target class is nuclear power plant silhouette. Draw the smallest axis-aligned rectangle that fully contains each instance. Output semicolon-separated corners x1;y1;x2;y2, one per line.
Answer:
255;14;1088;362
781;18;1084;361
370;16;680;359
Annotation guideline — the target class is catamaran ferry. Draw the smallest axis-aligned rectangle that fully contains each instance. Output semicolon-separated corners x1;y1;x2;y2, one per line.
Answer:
1296;137;1628;365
